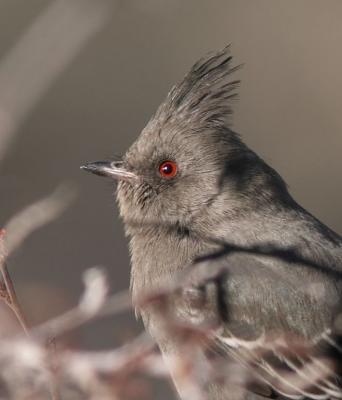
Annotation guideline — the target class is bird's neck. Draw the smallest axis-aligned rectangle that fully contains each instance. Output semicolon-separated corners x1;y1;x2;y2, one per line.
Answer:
129;225;217;301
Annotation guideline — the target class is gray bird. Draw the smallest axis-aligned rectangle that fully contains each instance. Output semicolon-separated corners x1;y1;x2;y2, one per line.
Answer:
82;47;342;400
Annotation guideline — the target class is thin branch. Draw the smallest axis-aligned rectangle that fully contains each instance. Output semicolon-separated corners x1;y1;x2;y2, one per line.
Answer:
0;229;29;334
33;271;131;341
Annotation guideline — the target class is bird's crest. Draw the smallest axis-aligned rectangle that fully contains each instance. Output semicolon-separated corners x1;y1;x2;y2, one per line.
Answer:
153;45;241;131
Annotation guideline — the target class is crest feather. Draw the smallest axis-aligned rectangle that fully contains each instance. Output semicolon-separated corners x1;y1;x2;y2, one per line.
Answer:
154;45;241;130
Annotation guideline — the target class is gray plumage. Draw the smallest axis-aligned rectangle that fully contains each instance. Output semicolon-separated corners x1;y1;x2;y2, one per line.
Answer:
82;46;342;399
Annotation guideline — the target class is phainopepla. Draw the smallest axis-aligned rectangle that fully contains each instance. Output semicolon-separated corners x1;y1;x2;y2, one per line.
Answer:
82;46;342;399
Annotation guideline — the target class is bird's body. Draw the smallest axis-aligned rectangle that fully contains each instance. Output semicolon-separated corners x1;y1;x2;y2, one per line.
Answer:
82;47;342;399
130;195;342;340
127;150;342;400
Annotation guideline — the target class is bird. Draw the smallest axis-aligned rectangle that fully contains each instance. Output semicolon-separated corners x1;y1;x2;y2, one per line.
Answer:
81;46;342;399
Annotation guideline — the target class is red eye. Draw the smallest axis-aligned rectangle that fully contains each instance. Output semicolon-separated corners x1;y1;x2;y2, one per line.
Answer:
159;161;178;178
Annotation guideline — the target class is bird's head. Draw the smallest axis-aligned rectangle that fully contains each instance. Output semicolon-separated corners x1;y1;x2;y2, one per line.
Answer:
82;47;284;236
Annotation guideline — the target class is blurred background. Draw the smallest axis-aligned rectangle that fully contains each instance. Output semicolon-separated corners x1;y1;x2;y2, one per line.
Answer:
0;0;341;397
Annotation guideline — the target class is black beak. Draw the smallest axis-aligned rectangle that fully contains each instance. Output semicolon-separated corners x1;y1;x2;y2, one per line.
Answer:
80;160;138;182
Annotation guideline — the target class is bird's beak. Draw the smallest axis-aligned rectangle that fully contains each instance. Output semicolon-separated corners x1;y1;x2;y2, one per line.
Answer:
80;160;138;182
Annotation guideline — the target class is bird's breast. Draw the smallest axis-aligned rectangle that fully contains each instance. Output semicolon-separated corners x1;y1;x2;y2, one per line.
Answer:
129;229;207;297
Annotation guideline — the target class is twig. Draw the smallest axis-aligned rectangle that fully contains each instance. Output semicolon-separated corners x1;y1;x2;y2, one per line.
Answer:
33;269;130;340
0;229;29;334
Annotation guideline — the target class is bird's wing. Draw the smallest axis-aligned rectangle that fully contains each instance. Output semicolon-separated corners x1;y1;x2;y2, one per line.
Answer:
178;248;342;399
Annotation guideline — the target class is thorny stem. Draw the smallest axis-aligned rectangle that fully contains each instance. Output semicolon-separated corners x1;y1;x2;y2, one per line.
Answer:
0;229;29;335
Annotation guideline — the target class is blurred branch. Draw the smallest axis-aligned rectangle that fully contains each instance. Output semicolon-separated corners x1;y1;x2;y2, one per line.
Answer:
0;257;338;399
0;0;114;161
3;184;76;256
34;267;112;340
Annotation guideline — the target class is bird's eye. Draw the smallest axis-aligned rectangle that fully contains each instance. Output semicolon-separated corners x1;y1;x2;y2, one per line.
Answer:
159;161;178;179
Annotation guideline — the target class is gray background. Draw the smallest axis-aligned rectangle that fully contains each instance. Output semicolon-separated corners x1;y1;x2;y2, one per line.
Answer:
0;0;341;396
